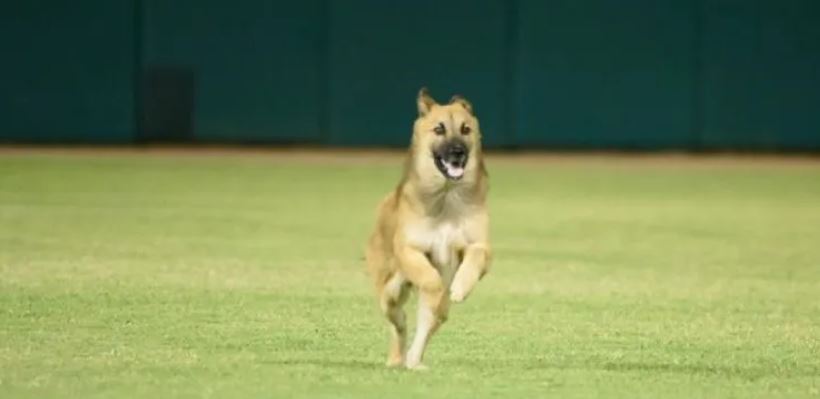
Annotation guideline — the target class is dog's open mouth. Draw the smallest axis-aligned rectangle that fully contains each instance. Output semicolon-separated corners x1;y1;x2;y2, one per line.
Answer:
434;154;466;180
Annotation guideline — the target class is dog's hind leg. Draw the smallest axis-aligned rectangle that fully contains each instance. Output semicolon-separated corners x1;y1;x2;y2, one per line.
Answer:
379;272;410;367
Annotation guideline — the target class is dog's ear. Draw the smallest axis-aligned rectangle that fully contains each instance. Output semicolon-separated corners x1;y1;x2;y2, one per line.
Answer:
449;95;473;115
417;87;437;116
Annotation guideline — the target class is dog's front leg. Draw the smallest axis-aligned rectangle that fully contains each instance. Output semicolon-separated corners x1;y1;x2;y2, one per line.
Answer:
450;242;491;303
397;245;449;370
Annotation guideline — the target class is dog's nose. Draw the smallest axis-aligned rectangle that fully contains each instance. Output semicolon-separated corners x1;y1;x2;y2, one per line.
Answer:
446;143;468;166
448;144;466;159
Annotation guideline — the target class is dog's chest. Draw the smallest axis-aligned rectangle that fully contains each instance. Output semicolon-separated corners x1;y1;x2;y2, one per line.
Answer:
406;220;468;268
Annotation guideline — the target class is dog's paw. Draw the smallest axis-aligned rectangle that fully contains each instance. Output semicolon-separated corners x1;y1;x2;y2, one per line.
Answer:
405;362;429;371
449;283;468;303
404;354;429;371
449;290;465;303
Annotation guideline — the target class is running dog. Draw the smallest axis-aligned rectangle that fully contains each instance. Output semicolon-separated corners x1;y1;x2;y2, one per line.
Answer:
365;88;491;369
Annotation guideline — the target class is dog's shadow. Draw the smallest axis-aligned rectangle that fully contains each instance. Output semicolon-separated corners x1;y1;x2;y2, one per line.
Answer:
262;358;383;371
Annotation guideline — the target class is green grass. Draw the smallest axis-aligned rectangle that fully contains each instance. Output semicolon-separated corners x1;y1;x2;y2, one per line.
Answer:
1;151;819;398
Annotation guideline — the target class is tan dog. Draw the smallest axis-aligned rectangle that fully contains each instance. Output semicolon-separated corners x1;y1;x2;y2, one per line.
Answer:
366;88;491;370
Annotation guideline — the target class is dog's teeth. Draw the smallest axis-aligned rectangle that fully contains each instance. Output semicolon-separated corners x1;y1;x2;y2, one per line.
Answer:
445;164;464;178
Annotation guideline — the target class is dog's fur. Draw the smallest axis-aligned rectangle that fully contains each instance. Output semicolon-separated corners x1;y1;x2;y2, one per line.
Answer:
366;88;491;369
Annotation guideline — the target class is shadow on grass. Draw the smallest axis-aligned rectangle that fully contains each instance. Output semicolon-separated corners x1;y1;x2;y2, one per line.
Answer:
548;360;812;381
266;357;817;380
443;358;815;381
263;358;383;371
601;361;820;380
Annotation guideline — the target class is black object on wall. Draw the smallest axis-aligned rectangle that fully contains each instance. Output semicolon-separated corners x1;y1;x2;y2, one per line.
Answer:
139;67;195;142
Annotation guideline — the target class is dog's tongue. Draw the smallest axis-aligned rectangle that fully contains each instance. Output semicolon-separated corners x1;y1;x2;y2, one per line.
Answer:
445;163;465;178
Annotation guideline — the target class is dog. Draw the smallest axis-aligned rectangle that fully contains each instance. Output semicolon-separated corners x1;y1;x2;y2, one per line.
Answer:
365;88;492;370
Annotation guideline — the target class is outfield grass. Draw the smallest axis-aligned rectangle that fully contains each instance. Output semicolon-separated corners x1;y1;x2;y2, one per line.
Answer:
1;150;819;398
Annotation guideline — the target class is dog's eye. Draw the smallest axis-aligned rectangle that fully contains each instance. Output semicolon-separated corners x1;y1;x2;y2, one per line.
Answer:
461;123;471;135
433;123;446;136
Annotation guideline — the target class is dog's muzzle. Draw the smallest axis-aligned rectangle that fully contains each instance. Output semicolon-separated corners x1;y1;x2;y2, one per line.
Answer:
433;140;468;180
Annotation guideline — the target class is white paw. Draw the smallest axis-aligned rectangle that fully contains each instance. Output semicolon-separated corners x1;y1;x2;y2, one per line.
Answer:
449;284;467;303
404;352;428;370
405;361;429;371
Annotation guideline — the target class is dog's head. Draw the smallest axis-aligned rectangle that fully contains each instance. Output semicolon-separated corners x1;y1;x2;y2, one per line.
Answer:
411;88;482;182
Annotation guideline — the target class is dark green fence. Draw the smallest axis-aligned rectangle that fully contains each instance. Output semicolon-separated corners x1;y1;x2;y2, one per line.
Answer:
2;0;819;150
1;1;136;143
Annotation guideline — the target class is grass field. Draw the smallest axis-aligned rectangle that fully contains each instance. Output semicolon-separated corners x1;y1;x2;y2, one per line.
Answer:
1;150;819;398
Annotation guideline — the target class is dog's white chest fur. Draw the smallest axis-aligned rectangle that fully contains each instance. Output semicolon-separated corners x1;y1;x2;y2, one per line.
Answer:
405;187;476;276
406;218;468;274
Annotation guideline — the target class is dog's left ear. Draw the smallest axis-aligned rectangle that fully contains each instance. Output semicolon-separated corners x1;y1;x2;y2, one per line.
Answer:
449;95;473;115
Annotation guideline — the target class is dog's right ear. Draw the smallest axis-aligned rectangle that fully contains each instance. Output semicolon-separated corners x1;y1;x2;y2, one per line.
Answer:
417;87;437;116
